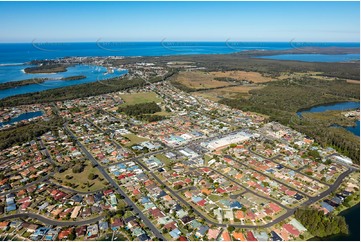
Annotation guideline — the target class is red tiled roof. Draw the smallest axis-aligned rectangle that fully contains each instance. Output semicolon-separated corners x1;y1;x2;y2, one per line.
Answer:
246;231;257;241
283;224;300;236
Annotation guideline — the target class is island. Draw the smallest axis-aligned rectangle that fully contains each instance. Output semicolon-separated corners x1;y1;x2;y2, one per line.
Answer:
24;64;69;74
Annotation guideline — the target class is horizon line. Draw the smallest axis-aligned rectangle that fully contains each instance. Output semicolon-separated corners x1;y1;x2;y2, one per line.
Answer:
0;41;360;44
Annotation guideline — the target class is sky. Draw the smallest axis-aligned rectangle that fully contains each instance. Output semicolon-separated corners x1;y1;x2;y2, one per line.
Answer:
0;1;359;42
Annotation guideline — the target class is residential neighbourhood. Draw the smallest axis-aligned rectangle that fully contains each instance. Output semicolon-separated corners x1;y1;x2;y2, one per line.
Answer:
0;78;359;241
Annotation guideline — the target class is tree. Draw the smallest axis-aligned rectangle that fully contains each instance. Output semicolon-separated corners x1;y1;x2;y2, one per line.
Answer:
227;226;235;233
68;229;76;240
72;163;84;173
88;173;95;180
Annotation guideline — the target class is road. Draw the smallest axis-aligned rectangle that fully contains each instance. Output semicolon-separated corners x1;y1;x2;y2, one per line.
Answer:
45;180;106;195
247;145;331;187
0;212;103;226
224;154;310;198
0;172;54;196
63;125;165;240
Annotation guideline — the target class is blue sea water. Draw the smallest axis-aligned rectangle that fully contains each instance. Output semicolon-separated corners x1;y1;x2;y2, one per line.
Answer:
0;64;127;99
0;42;359;64
0;42;359;99
346;120;360;136
298;101;360;137
0;111;43;127
257;53;360;62
299;102;360;114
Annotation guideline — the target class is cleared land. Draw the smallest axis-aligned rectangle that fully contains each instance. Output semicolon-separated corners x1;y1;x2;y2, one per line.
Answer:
123;133;148;146
194;85;264;101
173;71;235;90
209;70;273;83
120;92;162;106
346;79;360;84
53;161;107;192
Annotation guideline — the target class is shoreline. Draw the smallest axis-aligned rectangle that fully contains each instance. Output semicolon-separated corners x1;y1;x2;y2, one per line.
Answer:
308;203;360;241
296;100;360;114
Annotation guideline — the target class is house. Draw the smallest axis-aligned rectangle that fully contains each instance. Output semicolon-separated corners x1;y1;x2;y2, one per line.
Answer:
6;204;16;212
169;228;181;240
164;221;177;231
103;189;114;196
124;216;136;224
87;224;99;239
282;224;300;237
232;231;246;241
207;228;220;240
253;231;269;241
196;225;209;238
320;202;334;213
246;231;257;241
149;207;165;219
71;195;83;203
99;221;109;231
31;227;49;239
24;223;39;233
289;218;307;232
270;231;282;241
9;220;22;229
20;201;31;211
180;216;194;225
0;221;9;230
71;206;82;219
45;228;59;241
269;203;282;213
178;235;188;241
38;202;49;211
230;201;242;209
75;226;86;237
138;233;150;241
58;228;73;240
110;218;124;230
220;230;231;241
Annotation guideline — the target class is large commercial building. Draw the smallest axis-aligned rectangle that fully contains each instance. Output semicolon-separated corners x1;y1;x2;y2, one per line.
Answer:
205;131;253;150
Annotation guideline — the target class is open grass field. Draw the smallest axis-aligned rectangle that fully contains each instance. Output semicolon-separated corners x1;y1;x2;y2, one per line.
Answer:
173;71;235;90
194;85;264;101
120;91;162;106
153;111;171;116
210;70;274;83
54;161;107;192
346;79;360;84
123;133;148;146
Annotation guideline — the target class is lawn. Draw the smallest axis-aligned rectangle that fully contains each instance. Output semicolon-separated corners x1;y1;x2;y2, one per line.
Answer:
155;154;173;165
120;92;162;106
123;133;148;146
124;210;134;219
153;111;171;116
54;161;107;192
208;194;222;202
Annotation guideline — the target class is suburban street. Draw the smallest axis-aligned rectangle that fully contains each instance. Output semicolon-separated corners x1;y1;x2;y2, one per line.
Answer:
63;124;166;241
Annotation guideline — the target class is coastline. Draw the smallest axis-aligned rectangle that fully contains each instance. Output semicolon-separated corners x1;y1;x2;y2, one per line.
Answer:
296;100;360;114
308;203;360;241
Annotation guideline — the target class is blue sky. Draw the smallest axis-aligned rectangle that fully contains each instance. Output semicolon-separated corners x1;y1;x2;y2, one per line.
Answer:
0;1;359;42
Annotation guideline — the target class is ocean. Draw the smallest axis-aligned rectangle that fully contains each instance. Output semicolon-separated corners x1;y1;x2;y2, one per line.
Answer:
0;42;359;99
0;42;359;64
257;53;360;62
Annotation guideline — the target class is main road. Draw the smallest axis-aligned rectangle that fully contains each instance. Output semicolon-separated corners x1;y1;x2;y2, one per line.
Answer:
0;212;103;226
63;125;165;240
